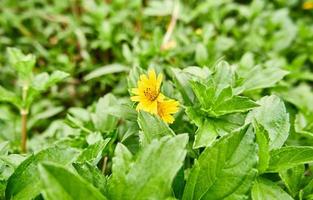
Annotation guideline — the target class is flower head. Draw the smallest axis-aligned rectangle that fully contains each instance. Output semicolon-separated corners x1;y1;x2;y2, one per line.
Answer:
303;1;313;10
131;69;180;123
131;69;163;114
157;99;179;124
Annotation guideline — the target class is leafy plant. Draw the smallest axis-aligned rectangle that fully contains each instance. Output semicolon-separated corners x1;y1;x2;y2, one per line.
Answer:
1;0;313;199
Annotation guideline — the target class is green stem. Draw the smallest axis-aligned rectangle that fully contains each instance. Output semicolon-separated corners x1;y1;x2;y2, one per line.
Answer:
21;85;28;153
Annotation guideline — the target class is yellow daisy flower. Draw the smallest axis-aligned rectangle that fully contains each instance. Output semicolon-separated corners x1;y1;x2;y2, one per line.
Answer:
131;69;164;114
157;99;179;124
303;1;313;10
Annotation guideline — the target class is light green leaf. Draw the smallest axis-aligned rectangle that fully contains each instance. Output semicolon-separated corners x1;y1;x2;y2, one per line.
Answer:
214;61;234;96
193;120;218;149
171;68;194;105
268;146;313;172
108;134;188;200
246;95;290;150
251;178;293;200
237;65;288;92
183;126;257;200
73;162;107;195
7;47;36;82
127;66;145;91
280;165;304;197
84;64;129;81
93;94;119;133
32;70;69;91
138;111;175;145
5;146;80;200
195;43;208;65
39;163;107;200
212;95;259;116
0;85;22;109
76;139;110;165
255;124;270;173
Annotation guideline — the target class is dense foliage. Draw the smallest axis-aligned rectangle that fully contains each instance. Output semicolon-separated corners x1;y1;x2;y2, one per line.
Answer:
1;0;313;199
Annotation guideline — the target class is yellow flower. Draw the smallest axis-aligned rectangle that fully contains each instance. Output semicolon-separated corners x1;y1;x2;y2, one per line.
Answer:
303;1;313;10
131;69;180;124
131;69;164;114
157;99;179;124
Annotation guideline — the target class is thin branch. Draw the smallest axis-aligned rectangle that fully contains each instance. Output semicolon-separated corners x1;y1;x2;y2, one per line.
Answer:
160;1;180;51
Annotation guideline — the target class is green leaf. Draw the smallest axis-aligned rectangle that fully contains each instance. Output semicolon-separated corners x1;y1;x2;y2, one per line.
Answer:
5;146;79;200
246;95;290;150
183;125;257;200
73;162;107;195
39;163;107;200
255;124;270;173
76;139;110;165
187;107;245;148
84;64;129;81
0;85;22;109
195;43;208;65
193;119;218;148
236;65;288;92
93;94;119;133
7;47;36;82
171;68;194;105
108;134;188;200
138;111;175;145
280;165;304;197
32;70;69;91
190;81;215;110
251;178;293;200
301;178;313;199
280;84;313;115
212;95;259;116
213;61;234;96
268;146;313;172
127;66;145;91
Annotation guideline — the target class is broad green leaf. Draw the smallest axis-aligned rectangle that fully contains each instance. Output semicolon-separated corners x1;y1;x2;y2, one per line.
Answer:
76;139;110;165
171;68;194;105
186;106;245;148
108;134;188;200
237;65;288;92
193;120;218;148
183;125;257;200
73;162;107;195
138;111;175;145
251;178;293;200
7;47;36;82
32;70;69;91
213;61;234;96
280;165;304;197
195;43;208;65
212;95;258;116
84;64;129;81
281;84;313;114
103;104;137;121
246;95;290;150
0;86;22;109
93;94;119;133
268;146;313;172
39;163;107;200
190;81;215;110
5;146;79;200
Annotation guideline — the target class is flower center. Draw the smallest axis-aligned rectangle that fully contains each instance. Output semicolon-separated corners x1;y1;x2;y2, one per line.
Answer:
143;87;159;101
